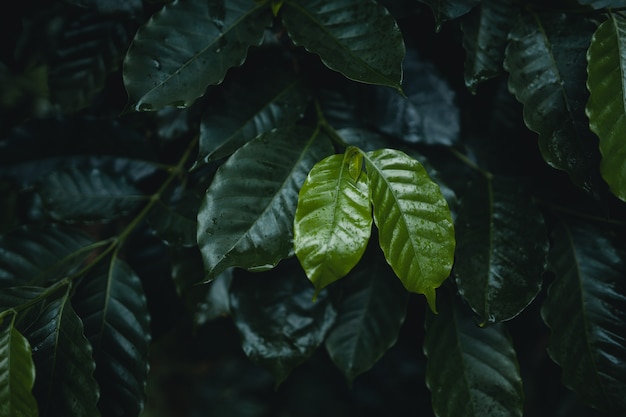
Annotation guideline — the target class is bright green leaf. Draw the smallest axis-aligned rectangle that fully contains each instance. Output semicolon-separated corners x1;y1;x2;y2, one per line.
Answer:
281;0;405;92
123;0;271;111
363;149;455;312
418;0;480;30
586;12;626;202
294;148;372;294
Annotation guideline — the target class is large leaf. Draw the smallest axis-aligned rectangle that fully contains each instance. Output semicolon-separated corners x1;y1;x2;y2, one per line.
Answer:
123;0;271;110
418;0;480;30
542;219;626;413
229;260;337;385
0;310;38;417
504;12;597;190
453;175;548;324
363;149;455;312
294;148;372;293
197;125;334;281
586;12;626;202
324;241;409;383
424;289;524;417
73;257;151;417
281;0;405;92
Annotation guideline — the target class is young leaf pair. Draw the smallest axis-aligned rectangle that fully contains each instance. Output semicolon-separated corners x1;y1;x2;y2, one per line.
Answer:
293;147;455;312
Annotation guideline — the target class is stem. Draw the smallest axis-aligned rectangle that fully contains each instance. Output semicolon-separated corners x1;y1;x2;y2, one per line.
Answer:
447;147;493;180
314;99;349;148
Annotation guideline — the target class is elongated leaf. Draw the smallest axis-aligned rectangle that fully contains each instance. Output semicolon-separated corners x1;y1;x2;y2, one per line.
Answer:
197;125;334;281
542;219;626;413
294;148;372;293
453;176;548;324
0;310;38;417
577;0;626;9
324;241;408;383
418;0;480;30
27;286;100;417
37;164;146;222
460;0;519;92
123;0;271;110
364;149;455;312
586;12;626;202
281;0;405;92
424;290;524;417
73;257;151;417
0;225;95;289
504;13;597;190
147;187;199;247
229;260;337;385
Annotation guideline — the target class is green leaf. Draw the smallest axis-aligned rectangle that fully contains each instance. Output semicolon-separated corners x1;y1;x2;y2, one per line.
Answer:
363;149;455;312
294;148;372;294
197;125;334;281
453;176;548;324
0;310;38;417
576;0;626;9
418;0;480;30
281;0;405;92
586;12;626;202
542;219;626;413
147;186;200;247
424;289;524;417
504;12;597;190
229;260;337;386
324;241;408;383
123;0;272;111
73;257;151;417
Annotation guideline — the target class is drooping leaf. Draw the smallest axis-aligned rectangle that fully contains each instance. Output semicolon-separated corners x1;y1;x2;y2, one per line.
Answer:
453;175;548;324
542;219;626;413
504;12;598;190
281;0;405;92
294;148;372;293
0;225;95;289
73;256;151;417
460;0;519;92
197;125;334;281
324;240;409;383
147;186;200;247
123;0;272;111
363;149;455;312
27;286;100;417
586;12;626;202
418;0;480;30
424;289;524;417
229;260;337;385
0;310;38;417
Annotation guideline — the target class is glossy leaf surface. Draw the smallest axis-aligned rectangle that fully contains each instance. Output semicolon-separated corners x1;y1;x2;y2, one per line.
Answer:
586;12;626;202
123;0;271;110
294;149;372;293
542;219;626;413
197;126;334;281
281;0;405;92
364;149;455;311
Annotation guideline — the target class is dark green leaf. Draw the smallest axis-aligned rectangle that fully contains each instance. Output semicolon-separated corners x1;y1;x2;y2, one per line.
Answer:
123;0;271;110
504;13;597;190
73;257;151;417
586;12;626;202
542;219;626;413
453;176;548;324
418;0;480;29
65;0;143;15
147;186;200;247
281;0;405;92
364;149;455;312
424;289;524;417
197;125;334;281
324;241;408;383
294;148;372;293
229;260;337;385
0;310;38;417
576;0;626;9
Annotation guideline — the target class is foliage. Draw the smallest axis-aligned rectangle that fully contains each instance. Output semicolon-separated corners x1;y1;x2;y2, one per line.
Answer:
1;0;626;416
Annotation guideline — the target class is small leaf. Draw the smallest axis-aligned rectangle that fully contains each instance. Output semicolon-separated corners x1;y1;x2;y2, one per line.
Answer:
418;0;480;30
542;218;626;413
424;289;524;417
123;0;272;110
281;0;405;92
197;125;334;281
0;310;38;417
363;149;455;312
294;148;372;293
586;12;626;202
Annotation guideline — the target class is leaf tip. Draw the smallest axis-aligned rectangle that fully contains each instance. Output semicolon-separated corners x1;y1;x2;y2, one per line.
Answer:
424;287;438;314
